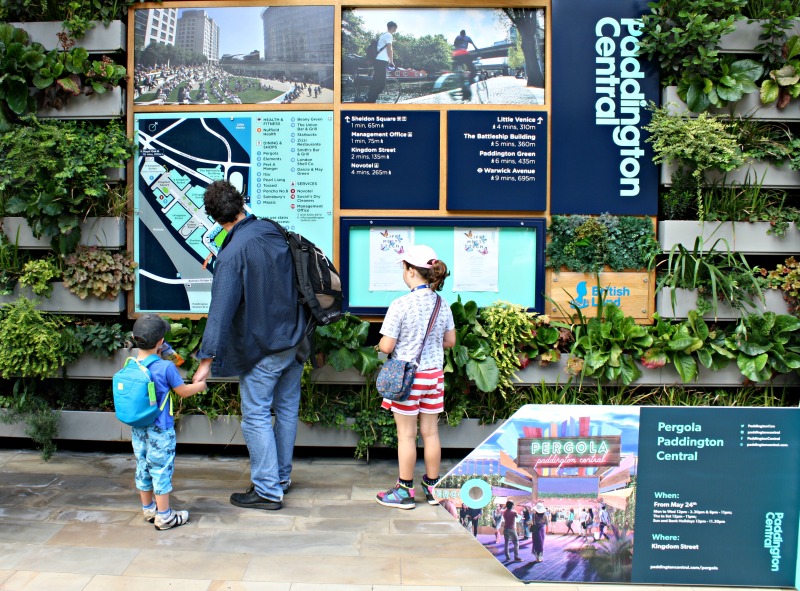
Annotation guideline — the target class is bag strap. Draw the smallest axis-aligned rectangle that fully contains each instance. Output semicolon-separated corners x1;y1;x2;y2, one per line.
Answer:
414;294;441;366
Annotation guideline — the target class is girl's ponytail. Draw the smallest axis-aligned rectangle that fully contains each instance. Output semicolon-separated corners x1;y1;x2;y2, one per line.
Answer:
427;260;449;292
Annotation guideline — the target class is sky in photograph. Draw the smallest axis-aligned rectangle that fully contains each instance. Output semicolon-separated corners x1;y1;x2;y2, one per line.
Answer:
179;7;265;57
174;7;511;58
352;8;513;49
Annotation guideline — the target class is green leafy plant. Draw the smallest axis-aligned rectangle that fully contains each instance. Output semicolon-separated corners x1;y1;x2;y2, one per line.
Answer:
762;256;800;315
174;383;242;422
639;0;763;111
73;321;129;357
546;214;660;273
0;297;82;379
567;302;654;385
0;231;26;294
18;256;61;297
760;36;800;109
0;24;126;125
0;0;142;38
645;104;743;220
701;180;800;236
443;297;500;396
61;246;136;300
726;312;800;381
642;310;733;382
313;313;380;376
656;237;764;317
164;317;207;378
0;24;48;126
34;35;127;111
639;0;747;87
479;301;563;394
0;118;135;252
0;380;62;461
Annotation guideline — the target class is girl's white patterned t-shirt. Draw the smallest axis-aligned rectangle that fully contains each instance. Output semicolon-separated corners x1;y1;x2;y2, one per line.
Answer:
380;289;455;370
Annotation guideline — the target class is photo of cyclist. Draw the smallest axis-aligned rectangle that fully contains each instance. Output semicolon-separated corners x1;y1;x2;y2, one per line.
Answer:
452;29;478;100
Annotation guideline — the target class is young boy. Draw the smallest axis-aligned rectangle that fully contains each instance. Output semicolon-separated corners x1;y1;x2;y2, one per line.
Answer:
130;314;206;530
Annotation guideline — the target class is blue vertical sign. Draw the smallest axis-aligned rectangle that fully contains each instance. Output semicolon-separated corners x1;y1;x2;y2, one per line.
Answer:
551;0;658;215
447;111;547;211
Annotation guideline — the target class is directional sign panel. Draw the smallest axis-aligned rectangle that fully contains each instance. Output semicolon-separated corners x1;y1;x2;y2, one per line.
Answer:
447;110;547;211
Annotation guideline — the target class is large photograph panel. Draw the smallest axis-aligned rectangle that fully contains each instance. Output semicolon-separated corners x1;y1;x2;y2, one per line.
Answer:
133;6;334;106
342;8;545;105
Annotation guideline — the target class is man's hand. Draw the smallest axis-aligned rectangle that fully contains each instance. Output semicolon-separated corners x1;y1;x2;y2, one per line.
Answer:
193;358;212;383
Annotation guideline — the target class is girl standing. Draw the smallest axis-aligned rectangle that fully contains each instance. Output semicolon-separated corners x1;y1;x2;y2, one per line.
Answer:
376;245;456;509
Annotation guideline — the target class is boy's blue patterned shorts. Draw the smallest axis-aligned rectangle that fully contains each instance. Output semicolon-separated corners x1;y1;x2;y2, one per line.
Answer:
131;424;176;496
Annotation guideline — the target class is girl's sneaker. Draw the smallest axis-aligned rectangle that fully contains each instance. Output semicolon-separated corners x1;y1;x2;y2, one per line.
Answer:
376;483;415;509
422;478;441;505
154;509;189;530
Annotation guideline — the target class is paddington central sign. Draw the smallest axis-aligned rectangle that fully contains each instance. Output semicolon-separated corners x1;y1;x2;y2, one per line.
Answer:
518;435;622;468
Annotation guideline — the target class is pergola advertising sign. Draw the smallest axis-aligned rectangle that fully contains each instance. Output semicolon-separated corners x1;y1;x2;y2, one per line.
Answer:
435;405;800;587
518;435;621;468
550;0;658;215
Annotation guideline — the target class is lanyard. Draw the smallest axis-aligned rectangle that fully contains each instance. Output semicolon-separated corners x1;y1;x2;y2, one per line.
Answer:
410;284;430;292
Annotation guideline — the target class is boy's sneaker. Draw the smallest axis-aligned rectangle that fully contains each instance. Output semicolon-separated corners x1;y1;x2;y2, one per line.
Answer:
376;483;415;509
154;509;189;530
143;506;157;523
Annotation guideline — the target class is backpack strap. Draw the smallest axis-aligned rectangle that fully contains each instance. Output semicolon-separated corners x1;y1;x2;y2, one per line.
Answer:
125;355;169;413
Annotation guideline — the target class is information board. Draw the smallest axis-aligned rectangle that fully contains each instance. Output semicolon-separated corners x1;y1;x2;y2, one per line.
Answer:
435;405;800;587
447;111;547;211
340;111;440;210
133;111;333;314
340;217;545;314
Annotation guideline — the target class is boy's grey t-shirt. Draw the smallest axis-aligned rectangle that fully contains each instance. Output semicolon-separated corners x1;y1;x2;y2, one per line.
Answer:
380;289;455;370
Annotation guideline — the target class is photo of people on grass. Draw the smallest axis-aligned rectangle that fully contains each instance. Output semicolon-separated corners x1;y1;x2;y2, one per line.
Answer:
133;5;334;106
342;8;545;105
434;405;638;582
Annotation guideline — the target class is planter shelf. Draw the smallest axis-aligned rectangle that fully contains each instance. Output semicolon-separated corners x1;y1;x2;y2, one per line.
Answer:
661;160;798;188
0;411;500;450
656;288;789;320
718;19;800;53
2;216;126;249
0;283;125;315
11;20;126;53
36;87;124;120
662;86;800;121
658;221;800;255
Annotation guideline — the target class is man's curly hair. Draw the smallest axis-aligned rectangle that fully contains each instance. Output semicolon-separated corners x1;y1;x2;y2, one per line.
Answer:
203;180;244;224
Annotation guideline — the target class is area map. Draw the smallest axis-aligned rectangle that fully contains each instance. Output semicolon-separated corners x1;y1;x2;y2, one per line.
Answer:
133;112;333;314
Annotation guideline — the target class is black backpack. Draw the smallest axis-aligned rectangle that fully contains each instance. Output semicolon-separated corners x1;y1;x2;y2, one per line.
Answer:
365;35;385;65
265;219;342;331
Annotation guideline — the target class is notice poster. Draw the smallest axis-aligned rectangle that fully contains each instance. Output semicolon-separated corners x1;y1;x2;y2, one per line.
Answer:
453;227;499;292
434;405;800;586
133;111;333;314
369;227;413;291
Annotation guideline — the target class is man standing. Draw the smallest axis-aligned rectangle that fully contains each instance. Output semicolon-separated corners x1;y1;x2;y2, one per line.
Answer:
193;180;307;511
365;21;397;103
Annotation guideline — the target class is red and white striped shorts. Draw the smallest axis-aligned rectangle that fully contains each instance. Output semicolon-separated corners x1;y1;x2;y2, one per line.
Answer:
381;368;444;416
